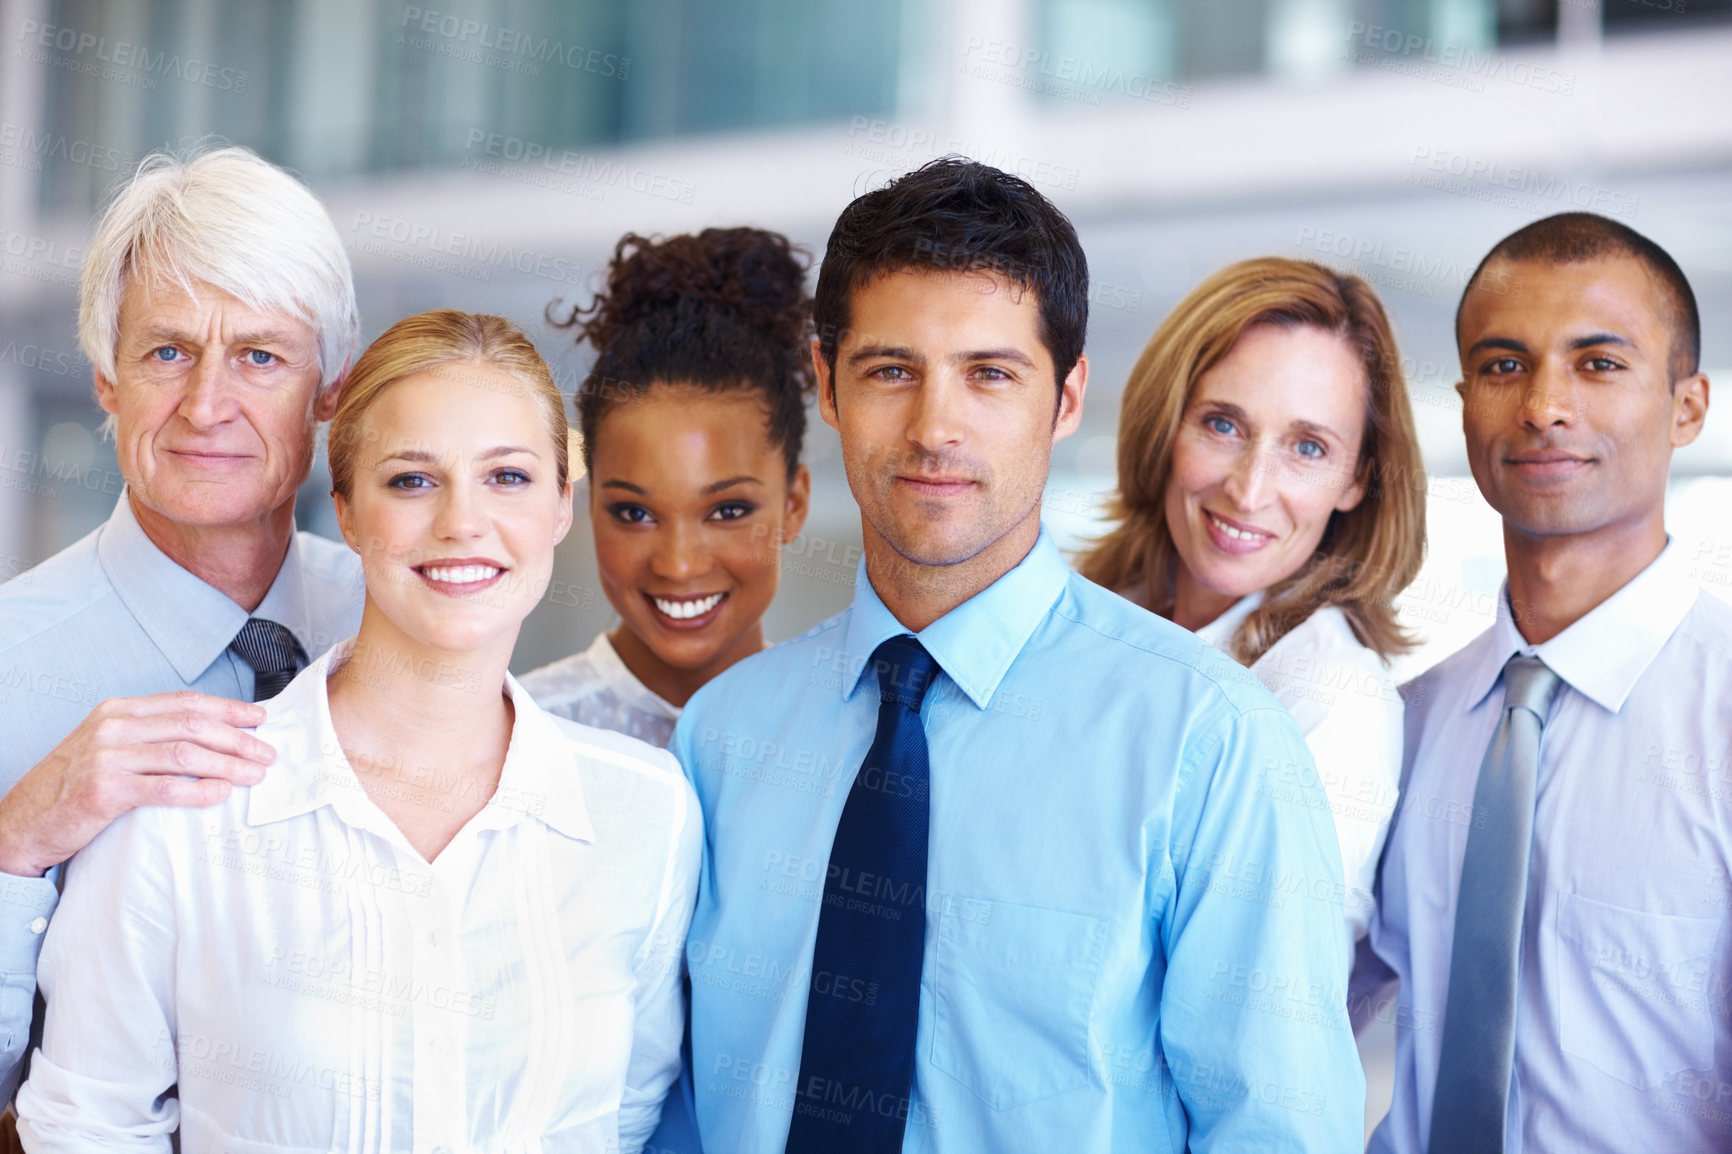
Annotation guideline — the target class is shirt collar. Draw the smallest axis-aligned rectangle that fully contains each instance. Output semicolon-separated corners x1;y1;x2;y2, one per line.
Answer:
840;527;1069;710
1466;538;1698;714
247;639;594;844
96;492;320;683
587;631;680;720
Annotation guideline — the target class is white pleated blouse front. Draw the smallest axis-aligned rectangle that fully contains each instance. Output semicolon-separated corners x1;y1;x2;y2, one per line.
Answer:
18;640;701;1154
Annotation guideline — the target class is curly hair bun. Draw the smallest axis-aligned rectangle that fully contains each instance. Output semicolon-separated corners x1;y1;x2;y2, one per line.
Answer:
576;228;810;361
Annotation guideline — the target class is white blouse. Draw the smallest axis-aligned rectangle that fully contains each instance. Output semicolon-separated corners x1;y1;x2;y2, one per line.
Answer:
17;640;701;1154
1196;594;1402;944
519;632;681;748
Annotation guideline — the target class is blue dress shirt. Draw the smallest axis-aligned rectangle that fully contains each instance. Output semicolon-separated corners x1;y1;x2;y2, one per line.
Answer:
663;529;1363;1153
0;494;363;1104
1358;541;1732;1153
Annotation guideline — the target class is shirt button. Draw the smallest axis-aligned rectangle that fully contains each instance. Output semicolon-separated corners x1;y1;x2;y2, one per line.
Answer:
431;1037;449;1055
28;917;46;935
427;931;440;947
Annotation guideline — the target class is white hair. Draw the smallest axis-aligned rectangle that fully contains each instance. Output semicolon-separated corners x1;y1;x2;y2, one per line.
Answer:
78;145;359;394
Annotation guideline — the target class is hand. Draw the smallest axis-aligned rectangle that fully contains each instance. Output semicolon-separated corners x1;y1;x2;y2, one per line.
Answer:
0;692;275;878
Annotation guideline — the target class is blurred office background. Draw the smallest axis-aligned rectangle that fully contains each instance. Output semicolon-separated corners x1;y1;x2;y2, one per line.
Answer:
2;0;1731;1129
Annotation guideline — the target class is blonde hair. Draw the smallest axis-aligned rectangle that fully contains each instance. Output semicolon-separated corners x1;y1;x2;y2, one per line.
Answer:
329;310;569;499
1079;257;1426;664
81;145;358;394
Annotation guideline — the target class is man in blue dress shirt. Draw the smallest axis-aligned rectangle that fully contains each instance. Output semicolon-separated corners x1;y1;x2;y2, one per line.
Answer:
1357;212;1731;1153
0;146;365;1103
655;158;1363;1153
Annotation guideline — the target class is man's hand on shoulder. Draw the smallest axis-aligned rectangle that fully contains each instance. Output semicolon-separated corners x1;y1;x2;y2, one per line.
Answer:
0;691;274;877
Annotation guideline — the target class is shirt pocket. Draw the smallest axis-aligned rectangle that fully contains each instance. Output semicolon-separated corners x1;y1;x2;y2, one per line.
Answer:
931;900;1106;1110
1556;891;1722;1090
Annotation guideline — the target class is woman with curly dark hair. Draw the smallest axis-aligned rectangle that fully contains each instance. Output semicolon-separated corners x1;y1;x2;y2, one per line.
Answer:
520;228;813;746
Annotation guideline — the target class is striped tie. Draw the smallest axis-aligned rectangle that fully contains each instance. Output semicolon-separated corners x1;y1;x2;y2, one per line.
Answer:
228;618;309;701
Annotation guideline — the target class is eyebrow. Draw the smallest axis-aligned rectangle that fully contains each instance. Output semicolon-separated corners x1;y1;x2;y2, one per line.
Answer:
845;344;1039;370
134;325;299;349
599;475;763;497
379;445;538;465
1468;332;1639;359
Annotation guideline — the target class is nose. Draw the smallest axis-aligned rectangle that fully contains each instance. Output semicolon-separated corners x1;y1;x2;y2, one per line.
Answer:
1221;442;1275;512
1519;360;1576;429
905;376;964;457
432;471;488;542
176;352;241;430
649;518;712;582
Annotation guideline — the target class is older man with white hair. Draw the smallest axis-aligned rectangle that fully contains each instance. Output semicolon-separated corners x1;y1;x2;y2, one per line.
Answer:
0;146;364;1102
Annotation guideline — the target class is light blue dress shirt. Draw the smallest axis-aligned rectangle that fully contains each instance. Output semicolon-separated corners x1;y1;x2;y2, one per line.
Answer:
663;529;1363;1153
0;494;363;1104
1358;542;1732;1153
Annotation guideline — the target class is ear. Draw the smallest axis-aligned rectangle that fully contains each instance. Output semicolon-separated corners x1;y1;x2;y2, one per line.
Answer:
1052;354;1089;441
1670;371;1709;449
94;370;119;415
314;361;350;423
782;464;811;544
1335;459;1370;513
553;478;575;547
813;338;839;432
333;489;360;554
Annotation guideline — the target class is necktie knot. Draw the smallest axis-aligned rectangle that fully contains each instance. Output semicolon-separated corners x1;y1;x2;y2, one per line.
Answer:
1502;654;1562;722
229;618;309;701
871;635;939;712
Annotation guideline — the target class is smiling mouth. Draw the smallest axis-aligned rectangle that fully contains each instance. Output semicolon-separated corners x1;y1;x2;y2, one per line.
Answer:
415;562;505;594
650;592;726;622
1207;511;1273;543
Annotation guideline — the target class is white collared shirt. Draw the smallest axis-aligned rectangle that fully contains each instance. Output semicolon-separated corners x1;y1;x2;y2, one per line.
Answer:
1362;540;1732;1153
1196;595;1403;945
16;640;701;1153
520;632;682;748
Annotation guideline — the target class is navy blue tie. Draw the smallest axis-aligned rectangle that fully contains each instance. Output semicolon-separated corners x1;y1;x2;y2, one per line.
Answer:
786;635;939;1154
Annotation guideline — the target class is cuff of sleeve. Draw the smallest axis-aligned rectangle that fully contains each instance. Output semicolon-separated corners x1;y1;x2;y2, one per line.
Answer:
0;871;59;970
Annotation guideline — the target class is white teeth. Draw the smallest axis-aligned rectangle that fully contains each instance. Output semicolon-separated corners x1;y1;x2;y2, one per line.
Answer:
1208;513;1266;541
423;564;501;585
653;593;724;620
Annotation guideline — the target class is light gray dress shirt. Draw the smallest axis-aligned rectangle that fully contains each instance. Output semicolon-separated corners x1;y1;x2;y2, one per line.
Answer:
1358;540;1732;1152
0;494;364;1103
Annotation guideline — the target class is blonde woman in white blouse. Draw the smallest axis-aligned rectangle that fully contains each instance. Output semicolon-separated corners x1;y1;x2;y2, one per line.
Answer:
1080;259;1428;948
18;311;700;1152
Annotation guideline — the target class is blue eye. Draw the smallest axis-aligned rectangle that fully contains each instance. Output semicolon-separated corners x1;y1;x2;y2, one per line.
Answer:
246;349;275;366
1204;415;1236;436
1295;439;1325;460
152;347;181;362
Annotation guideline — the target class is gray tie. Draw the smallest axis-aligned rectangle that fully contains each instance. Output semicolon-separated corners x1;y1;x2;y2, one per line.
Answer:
1429;654;1563;1153
228;618;309;701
